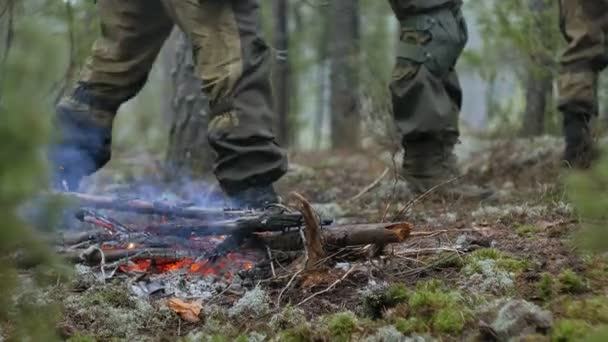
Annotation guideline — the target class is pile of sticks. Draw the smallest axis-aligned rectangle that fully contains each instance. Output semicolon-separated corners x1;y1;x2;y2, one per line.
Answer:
53;192;413;269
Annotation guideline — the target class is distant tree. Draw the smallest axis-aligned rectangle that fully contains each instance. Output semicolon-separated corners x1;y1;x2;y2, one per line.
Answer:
329;0;361;149
467;0;561;135
273;0;290;146
164;29;214;181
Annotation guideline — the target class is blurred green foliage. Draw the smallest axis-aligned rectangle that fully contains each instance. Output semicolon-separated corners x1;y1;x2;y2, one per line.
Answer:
463;0;562;134
1;2;70;340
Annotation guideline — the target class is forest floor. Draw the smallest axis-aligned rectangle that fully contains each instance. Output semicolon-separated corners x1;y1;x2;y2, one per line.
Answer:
13;136;608;342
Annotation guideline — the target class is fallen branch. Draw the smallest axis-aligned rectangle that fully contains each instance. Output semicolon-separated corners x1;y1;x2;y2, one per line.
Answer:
260;222;412;251
60;247;206;265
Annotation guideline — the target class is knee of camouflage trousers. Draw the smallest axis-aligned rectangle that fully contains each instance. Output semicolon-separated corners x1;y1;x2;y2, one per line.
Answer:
390;2;467;137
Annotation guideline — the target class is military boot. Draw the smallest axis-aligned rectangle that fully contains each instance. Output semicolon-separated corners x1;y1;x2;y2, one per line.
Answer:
226;185;280;209
563;113;598;169
402;133;493;199
402;133;459;193
48;100;113;191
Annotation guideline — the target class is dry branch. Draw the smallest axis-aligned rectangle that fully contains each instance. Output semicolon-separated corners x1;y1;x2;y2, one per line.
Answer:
261;222;412;251
60;247;204;265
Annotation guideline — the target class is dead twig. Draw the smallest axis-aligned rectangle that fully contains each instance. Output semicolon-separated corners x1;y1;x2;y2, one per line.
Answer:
295;266;356;307
393;176;461;220
276;268;305;307
266;245;277;279
348;167;389;203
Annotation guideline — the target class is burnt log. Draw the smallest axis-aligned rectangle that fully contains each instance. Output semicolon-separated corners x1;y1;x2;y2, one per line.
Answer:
260;222;412;251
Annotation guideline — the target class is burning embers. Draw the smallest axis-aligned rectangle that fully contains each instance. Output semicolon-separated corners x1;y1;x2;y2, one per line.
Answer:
56;191;412;298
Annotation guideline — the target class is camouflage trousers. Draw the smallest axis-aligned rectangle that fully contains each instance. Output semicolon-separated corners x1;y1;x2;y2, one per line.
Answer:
388;0;467;143
54;0;287;193
558;0;608;117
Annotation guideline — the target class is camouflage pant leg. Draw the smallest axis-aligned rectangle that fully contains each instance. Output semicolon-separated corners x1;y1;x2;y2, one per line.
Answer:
388;0;467;140
51;0;173;181
165;0;287;193
558;0;608;117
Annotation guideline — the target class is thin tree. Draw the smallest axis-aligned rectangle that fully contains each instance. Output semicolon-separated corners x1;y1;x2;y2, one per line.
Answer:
164;29;214;181
329;0;360;149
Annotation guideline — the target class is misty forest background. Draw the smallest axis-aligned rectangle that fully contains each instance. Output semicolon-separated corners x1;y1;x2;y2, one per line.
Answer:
4;0;607;176
2;0;608;341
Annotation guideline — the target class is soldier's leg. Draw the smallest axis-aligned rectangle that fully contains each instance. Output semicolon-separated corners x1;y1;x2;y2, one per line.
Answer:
558;0;608;168
166;0;287;205
50;0;173;189
388;0;468;192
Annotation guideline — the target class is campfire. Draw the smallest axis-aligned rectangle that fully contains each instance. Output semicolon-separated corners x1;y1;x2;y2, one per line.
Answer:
53;191;413;300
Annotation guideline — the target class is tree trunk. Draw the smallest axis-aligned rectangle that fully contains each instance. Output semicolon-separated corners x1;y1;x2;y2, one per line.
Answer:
329;0;361;149
273;0;290;146
522;69;552;136
314;8;331;150
521;0;554;137
164;29;214;180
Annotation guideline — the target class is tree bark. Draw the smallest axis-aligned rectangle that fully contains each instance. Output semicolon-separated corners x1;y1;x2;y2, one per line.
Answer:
329;0;361;149
273;0;290;146
521;0;554;137
164;29;214;180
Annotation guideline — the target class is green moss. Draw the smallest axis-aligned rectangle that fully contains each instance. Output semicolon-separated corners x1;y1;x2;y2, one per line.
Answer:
84;285;136;309
466;248;528;273
66;333;96;342
433;308;466;333
400;280;471;334
278;324;314;342
538;273;555;301
394;317;424;335
564;297;608;324
552;319;590;342
234;335;249;342
386;283;409;304
327;312;359;342
361;283;410;319
432;253;465;269
517;224;540;236
558;269;587;294
470;248;503;260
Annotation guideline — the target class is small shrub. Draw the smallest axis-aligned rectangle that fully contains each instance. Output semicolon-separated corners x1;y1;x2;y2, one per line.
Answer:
327;312;359;342
558;270;586;294
551;319;590;342
538;273;555;301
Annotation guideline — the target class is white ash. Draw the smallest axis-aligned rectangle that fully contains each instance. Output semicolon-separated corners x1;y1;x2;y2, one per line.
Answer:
228;286;270;318
153;273;215;300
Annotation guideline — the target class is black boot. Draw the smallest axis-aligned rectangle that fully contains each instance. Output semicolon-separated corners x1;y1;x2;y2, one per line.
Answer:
48;102;113;191
563;113;598;169
226;185;279;209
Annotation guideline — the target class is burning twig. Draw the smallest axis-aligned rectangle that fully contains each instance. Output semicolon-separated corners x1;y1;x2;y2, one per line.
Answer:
295;266;356;307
